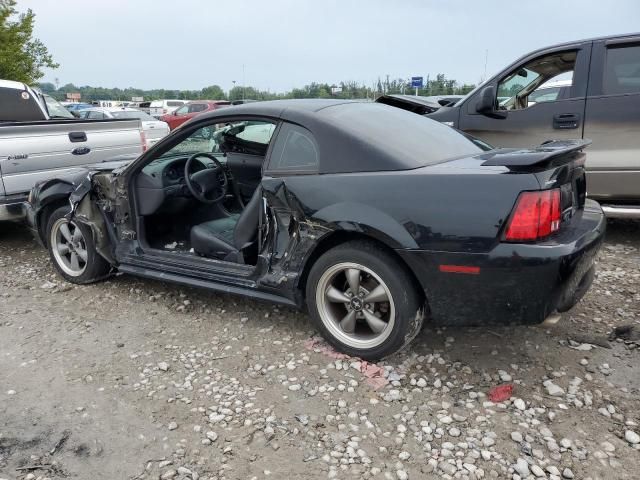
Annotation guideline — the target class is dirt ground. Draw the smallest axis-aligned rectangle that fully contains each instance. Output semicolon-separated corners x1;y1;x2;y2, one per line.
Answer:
1;220;638;480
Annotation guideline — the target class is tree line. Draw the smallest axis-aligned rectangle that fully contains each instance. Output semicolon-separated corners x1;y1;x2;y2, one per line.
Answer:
38;75;475;103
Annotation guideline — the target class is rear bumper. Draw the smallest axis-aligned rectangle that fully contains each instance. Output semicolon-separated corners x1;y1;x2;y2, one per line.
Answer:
0;196;27;222
601;204;640;219
398;199;606;326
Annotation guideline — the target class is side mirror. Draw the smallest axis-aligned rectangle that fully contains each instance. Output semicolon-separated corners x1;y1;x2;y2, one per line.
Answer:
173;110;178;116
475;85;507;119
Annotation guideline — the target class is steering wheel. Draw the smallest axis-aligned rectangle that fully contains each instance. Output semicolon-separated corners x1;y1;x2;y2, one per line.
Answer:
184;152;228;204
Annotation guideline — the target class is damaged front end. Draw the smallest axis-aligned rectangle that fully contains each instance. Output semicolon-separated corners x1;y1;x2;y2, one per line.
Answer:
28;165;126;266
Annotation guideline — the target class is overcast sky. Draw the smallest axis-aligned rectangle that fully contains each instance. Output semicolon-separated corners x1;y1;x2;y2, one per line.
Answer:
19;0;640;92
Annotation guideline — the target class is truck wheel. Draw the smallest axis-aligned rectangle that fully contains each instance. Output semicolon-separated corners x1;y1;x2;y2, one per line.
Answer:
46;206;111;284
306;241;425;360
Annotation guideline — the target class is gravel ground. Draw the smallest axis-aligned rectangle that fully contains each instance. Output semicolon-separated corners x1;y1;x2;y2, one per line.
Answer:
1;220;639;480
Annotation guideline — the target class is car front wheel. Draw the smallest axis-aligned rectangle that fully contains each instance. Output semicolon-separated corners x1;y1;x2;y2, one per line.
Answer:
306;241;424;360
46;206;111;284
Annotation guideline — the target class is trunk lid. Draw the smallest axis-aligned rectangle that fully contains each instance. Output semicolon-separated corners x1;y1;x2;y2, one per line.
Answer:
477;139;588;215
480;140;589;238
142;120;169;141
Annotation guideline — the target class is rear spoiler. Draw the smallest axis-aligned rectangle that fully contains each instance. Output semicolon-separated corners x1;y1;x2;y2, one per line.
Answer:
479;139;591;167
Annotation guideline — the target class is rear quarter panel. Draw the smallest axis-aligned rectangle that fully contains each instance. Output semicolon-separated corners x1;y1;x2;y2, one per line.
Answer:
264;164;540;255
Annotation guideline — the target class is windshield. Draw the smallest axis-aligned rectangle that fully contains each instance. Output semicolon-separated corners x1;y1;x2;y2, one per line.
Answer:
498;67;540;100
111;110;155;121
157;121;276;160
43;94;74;119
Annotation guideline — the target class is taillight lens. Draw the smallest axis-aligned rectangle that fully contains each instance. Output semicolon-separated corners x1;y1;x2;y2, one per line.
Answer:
504;189;561;242
140;130;147;152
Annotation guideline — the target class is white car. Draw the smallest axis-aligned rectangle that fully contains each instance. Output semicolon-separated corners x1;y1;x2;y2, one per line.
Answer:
149;99;189;118
77;107;170;149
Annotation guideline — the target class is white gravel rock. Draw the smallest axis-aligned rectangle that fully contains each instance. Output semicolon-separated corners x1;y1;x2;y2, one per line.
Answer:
546;466;561;476
513;398;526;411
530;464;545;477
514;458;530;477
543;380;565;397
511;431;523;443
625;430;640;444
562;467;574;478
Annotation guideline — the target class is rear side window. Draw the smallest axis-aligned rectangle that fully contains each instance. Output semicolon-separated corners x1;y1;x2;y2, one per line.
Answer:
188;103;207;113
87;111;106;119
267;123;319;173
0;87;45;121
604;45;640;95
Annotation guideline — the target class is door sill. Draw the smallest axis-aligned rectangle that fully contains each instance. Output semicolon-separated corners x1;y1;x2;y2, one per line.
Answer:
117;262;296;307
119;249;256;284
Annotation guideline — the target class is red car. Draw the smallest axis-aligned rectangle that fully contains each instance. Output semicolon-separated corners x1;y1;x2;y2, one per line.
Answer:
161;100;231;130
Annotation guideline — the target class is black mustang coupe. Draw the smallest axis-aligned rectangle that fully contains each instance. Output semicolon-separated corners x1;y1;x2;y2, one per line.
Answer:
27;100;605;359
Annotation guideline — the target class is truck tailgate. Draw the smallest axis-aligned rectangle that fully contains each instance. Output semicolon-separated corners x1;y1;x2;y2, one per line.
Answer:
0;119;143;196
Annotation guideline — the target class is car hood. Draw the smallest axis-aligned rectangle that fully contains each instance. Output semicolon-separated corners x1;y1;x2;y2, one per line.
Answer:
375;94;464;115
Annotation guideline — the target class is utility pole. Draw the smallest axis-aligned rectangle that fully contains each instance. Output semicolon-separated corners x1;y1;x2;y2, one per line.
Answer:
483;49;489;83
242;64;246;101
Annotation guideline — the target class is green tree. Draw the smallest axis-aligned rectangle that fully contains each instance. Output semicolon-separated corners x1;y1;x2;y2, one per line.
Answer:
201;85;225;100
0;0;58;83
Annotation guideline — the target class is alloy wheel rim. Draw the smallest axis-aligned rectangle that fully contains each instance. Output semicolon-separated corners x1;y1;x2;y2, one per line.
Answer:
51;218;88;277
316;262;395;349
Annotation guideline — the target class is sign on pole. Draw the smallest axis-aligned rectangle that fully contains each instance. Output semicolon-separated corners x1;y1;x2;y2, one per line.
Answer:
411;76;423;96
132;96;144;102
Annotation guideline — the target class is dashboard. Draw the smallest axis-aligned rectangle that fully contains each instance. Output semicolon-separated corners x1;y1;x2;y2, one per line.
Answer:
136;154;223;216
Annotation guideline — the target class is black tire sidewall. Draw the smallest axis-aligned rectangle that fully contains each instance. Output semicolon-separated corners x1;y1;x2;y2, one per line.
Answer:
46;206;110;284
306;242;423;360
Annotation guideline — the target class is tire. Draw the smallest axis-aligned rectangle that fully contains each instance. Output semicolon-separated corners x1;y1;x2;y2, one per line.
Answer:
46;206;111;284
306;241;425;360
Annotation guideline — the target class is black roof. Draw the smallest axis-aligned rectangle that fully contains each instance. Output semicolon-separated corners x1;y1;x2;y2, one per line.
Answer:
196;98;356;122
189;99;483;174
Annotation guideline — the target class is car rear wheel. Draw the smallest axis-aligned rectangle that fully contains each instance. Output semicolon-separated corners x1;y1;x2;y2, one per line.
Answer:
46;206;111;284
306;241;424;360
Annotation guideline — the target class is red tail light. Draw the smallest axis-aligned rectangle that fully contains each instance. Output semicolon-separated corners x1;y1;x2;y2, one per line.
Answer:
504;189;561;242
140;130;147;152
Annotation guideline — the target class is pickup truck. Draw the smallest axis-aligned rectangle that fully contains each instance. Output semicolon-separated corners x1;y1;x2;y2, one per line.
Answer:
377;32;640;218
0;79;144;222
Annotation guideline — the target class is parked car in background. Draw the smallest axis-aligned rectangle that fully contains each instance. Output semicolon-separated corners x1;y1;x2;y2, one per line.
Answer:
64;103;93;116
77;107;170;148
136;101;152;115
378;33;640;218
149;99;188;119
27;100;604;359
0;79;144;222
526;79;573;105
90;100;123;108
377;94;463;114
161;100;231;130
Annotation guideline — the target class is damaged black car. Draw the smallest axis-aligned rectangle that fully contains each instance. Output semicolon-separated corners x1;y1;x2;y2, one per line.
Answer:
27;100;606;359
